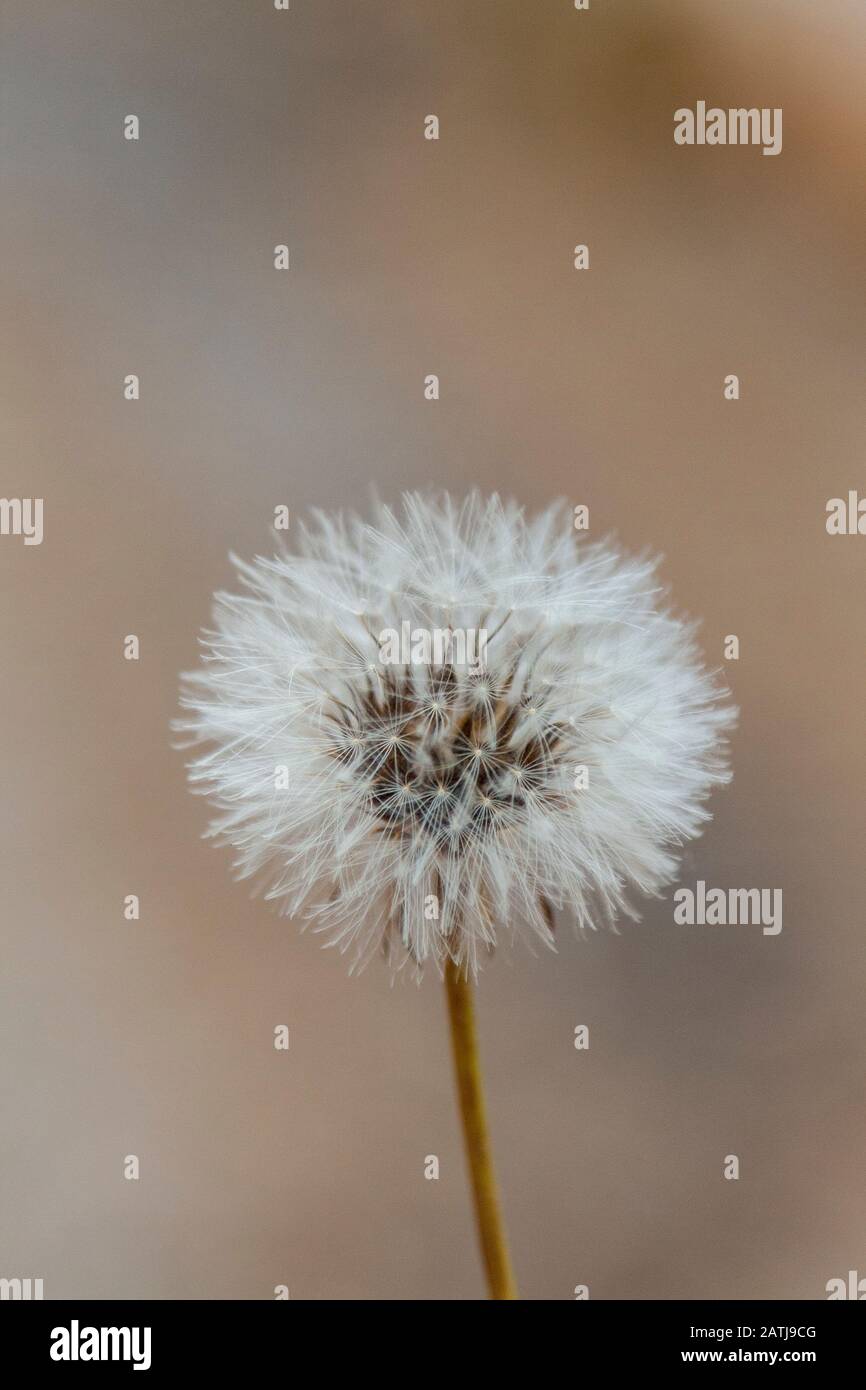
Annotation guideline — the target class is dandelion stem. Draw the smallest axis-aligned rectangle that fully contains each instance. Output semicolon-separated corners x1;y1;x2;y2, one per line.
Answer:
444;956;518;1300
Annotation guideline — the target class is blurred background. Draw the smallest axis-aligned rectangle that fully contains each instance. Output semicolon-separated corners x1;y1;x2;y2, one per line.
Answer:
1;0;864;1299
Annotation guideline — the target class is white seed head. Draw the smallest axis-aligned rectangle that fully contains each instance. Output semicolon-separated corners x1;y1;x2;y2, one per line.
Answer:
177;493;736;976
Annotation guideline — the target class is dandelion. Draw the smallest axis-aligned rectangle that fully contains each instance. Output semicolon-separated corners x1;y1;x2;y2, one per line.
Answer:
177;491;735;1299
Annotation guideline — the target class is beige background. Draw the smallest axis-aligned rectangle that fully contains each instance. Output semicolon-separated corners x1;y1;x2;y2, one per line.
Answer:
1;0;864;1299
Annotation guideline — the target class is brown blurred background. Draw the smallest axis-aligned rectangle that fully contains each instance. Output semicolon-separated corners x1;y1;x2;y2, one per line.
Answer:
1;0;864;1299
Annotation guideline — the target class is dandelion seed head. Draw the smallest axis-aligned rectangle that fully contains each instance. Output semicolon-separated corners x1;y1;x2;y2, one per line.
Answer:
177;492;736;976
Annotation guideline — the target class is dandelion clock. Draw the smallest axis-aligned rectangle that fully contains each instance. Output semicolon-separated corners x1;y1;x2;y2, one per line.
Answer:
177;492;735;1299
